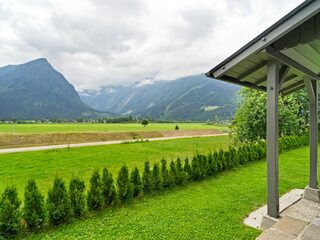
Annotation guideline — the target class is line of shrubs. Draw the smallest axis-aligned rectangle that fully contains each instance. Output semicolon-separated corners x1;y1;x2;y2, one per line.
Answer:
0;135;309;238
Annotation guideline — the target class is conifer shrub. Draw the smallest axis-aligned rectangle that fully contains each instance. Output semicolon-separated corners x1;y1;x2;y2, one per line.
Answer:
102;167;117;206
183;157;192;181
191;156;200;181
169;160;177;185
69;176;86;217
22;179;46;231
0;186;21;237
47;177;71;225
217;150;224;171
152;163;162;191
175;157;187;185
130;167;142;197
87;170;103;211
142;161;153;194
117;166;133;202
161;159;172;189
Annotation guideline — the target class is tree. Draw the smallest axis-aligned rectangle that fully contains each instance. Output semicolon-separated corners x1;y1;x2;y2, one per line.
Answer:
175;125;179;130
130;167;142;197
69;176;86;217
0;186;21;237
161;159;172;189
152;163;162;191
102;167;117;206
231;88;309;143
175;157;187;185
87;170;103;211
142;161;153;194
117;166;133;202
22;179;46;230
47;177;71;225
141;119;149;127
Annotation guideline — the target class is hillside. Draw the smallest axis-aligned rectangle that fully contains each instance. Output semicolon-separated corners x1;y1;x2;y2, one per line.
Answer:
80;75;241;121
0;59;108;120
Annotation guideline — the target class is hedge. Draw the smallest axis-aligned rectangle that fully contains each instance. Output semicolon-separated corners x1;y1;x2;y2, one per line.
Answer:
0;135;310;238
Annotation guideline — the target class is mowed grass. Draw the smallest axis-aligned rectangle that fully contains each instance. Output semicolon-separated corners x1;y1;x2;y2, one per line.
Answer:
0;136;229;195
0;123;228;134
25;146;316;240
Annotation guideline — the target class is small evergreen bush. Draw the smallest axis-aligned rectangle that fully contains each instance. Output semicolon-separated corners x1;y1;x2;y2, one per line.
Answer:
152;163;162;191
169;160;177;186
142;161;153;194
22;179;46;231
183;157;192;181
117;166;133;202
87;170;103;211
161;159;172;189
175;157;187;185
47;177;71;225
0;186;21;237
130;167;142;197
69;176;86;217
102;167;117;206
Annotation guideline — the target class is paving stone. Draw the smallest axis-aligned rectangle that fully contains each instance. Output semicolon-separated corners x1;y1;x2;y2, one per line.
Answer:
282;199;320;222
256;228;296;240
310;218;320;226
272;216;308;236
300;224;320;240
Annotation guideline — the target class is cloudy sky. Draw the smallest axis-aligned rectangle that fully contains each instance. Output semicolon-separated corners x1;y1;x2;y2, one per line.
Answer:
0;0;304;90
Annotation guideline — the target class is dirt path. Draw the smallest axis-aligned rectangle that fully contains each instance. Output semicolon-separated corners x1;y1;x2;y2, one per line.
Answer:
0;133;227;154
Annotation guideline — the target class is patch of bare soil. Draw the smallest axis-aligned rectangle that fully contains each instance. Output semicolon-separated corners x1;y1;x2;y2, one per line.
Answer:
0;129;223;149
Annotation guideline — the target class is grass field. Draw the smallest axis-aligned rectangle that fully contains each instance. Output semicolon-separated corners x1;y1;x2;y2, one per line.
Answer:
0;123;228;134
23;145;317;239
0;135;229;195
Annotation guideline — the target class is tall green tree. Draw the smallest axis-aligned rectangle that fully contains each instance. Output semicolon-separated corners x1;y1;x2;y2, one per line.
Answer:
47;177;71;225
117;166;133;202
87;170;103;211
231;88;309;142
22;180;46;230
102;167;117;206
0;186;21;237
69;176;86;217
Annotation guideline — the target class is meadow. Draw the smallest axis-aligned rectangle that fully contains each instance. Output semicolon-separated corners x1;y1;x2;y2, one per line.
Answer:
0;123;228;134
24;145;316;239
0;135;229;195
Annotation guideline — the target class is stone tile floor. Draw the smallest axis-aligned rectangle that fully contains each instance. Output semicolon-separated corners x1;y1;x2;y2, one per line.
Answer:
244;189;320;239
257;197;320;239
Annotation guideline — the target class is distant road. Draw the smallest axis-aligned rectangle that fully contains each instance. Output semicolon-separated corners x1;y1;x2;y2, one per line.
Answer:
0;133;227;154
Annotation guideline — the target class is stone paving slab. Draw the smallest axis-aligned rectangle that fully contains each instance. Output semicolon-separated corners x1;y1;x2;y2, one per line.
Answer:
252;192;320;240
256;228;295;240
244;189;304;229
272;216;308;236
300;224;320;240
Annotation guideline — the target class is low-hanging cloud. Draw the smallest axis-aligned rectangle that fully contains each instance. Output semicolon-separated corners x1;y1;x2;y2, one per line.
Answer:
0;0;304;90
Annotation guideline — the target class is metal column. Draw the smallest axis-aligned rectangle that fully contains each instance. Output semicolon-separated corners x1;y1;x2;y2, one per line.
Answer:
267;59;280;218
308;79;318;189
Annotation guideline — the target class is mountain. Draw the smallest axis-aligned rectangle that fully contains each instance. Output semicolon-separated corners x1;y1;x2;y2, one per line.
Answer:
0;58;108;120
80;75;241;121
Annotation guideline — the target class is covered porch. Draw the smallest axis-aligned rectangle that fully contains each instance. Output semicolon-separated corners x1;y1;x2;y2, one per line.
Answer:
206;0;320;228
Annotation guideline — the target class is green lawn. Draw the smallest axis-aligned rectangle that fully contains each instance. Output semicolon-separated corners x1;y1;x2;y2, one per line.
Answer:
24;145;316;240
0;136;229;195
0;123;228;134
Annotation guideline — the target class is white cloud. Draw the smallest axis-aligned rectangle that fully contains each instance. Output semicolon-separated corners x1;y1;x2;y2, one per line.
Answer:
0;0;304;90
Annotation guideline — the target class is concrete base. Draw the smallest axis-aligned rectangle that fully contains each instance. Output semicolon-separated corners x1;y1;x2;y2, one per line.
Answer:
303;186;320;203
261;214;279;230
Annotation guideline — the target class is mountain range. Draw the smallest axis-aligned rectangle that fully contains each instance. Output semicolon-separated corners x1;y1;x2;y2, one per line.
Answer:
0;58;240;121
0;58;107;120
80;75;240;121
